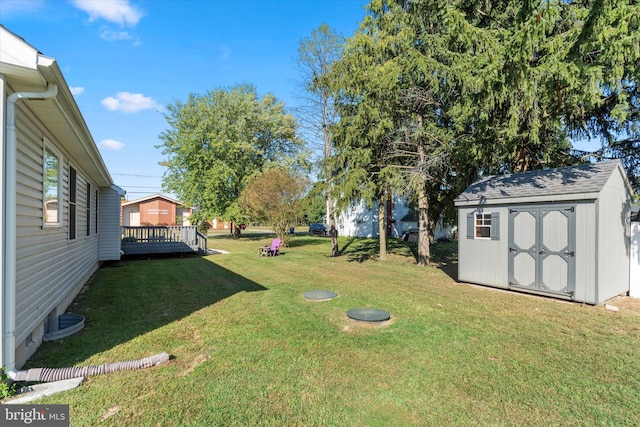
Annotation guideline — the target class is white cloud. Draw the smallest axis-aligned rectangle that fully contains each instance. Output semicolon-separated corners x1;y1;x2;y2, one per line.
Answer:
99;139;126;150
101;92;162;113
99;27;132;42
69;86;85;96
71;0;143;27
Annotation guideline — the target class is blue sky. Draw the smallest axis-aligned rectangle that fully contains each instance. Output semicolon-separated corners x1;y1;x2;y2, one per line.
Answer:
1;0;368;200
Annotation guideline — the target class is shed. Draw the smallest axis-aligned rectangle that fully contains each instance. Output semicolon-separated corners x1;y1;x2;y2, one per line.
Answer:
455;161;634;304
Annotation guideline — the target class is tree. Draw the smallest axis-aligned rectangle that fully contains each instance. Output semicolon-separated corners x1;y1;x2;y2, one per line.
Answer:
157;84;305;236
330;1;460;264
565;0;640;192
296;24;345;256
339;0;640;268
239;169;309;246
329;23;403;261
300;182;327;224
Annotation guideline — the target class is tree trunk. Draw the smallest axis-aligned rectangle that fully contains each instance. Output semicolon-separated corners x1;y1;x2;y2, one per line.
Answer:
325;108;339;257
327;188;339;257
231;220;241;238
378;192;387;261
330;224;339;257
417;184;430;266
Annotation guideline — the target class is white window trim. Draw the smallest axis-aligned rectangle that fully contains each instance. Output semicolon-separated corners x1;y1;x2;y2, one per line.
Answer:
42;140;63;228
475;212;492;239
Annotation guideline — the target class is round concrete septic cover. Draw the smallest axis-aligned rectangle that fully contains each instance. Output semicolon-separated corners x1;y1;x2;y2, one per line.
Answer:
304;290;338;301
347;308;390;322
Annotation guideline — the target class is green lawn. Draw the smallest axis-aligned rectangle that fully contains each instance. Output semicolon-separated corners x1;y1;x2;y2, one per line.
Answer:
16;233;640;426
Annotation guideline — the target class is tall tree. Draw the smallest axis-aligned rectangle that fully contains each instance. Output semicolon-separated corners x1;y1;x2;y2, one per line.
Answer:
329;21;404;261
296;24;345;256
157;84;305;234
330;0;463;265
565;0;640;191
360;0;640;266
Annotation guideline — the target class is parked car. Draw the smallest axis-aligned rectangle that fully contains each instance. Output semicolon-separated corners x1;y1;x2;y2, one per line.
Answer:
401;228;419;242
308;223;327;236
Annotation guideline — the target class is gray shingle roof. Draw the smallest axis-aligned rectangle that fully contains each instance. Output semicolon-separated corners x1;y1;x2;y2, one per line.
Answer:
455;161;622;205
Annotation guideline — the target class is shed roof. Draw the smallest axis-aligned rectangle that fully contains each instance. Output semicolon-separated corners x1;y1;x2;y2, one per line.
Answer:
455;161;631;206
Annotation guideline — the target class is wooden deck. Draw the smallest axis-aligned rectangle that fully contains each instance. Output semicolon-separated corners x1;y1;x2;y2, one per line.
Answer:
121;226;207;255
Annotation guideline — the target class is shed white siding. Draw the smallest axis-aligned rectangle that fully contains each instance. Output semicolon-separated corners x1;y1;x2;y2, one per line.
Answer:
573;202;597;303
457;206;509;288
595;170;631;301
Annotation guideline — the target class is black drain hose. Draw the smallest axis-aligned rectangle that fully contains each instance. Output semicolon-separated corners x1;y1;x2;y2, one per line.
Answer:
13;352;169;382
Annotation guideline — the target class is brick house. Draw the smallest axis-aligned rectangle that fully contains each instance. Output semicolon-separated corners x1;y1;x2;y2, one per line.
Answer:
121;194;193;226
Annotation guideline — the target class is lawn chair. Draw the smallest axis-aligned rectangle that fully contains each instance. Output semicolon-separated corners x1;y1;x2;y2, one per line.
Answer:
259;238;282;257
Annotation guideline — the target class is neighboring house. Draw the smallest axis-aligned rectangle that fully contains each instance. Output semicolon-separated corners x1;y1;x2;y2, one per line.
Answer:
455;161;634;305
336;194;454;240
398;211;456;242
121;194;193;226
1;26;123;370
209;217;230;230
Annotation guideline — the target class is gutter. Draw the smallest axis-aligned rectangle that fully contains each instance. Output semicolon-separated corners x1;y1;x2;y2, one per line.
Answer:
4;83;58;374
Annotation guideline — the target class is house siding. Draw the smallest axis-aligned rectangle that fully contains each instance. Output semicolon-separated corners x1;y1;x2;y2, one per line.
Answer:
13;102;101;367
337;195;407;238
99;186;123;261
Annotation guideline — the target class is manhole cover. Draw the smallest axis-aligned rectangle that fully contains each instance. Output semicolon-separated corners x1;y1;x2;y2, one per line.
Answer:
304;290;338;301
347;308;390;322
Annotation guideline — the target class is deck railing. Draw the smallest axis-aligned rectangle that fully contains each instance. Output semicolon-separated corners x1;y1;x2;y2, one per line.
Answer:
121;226;207;255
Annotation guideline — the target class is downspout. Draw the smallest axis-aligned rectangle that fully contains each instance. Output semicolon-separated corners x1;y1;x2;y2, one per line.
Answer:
4;83;58;375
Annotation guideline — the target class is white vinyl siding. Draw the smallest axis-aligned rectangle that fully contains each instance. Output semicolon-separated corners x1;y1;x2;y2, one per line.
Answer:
13;103;100;350
98;186;123;261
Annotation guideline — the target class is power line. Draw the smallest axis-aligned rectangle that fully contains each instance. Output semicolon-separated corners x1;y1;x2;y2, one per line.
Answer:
112;173;162;178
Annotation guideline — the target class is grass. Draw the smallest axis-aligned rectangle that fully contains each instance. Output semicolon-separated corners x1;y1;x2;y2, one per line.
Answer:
16;232;640;426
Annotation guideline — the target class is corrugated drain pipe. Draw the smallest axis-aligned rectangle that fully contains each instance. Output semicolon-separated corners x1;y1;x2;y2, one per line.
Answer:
11;352;169;383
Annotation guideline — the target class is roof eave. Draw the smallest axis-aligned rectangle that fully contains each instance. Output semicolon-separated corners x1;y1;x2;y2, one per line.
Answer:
454;192;602;207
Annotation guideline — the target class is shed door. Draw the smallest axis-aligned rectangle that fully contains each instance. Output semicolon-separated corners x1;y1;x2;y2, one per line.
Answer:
508;206;576;298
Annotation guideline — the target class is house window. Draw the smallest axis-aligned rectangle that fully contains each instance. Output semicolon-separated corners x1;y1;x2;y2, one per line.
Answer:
43;146;62;226
86;182;91;236
69;166;77;240
475;212;492;238
466;211;500;240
